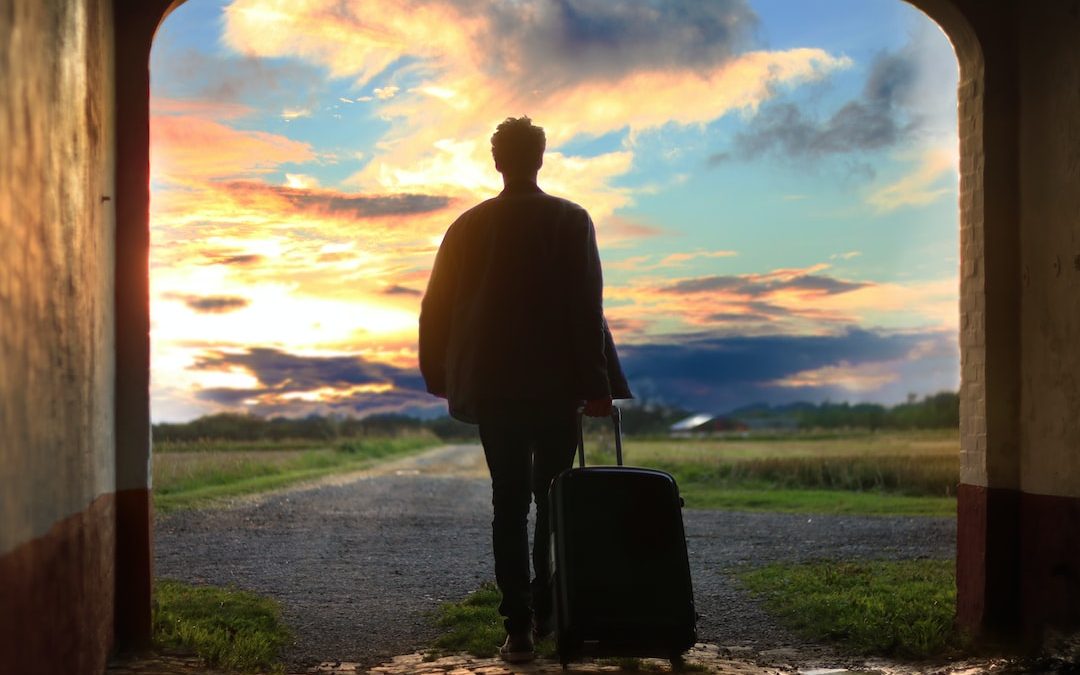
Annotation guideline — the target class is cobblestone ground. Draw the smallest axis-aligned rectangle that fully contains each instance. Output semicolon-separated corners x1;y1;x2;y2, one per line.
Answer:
106;643;796;674
107;645;1016;675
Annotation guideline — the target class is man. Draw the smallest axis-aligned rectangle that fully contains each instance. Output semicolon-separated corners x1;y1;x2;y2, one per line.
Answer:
419;116;631;662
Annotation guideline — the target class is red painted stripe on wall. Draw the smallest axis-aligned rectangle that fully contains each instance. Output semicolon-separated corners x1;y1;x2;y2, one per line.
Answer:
0;493;116;673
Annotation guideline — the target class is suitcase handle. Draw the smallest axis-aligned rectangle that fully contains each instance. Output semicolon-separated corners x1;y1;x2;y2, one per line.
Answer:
576;405;623;468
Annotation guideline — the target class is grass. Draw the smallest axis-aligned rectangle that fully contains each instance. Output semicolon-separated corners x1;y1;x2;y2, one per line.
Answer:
679;485;955;516
428;583;559;660
153;435;439;512
429;583;508;659
582;429;959;517
739;559;959;658
153;579;291;672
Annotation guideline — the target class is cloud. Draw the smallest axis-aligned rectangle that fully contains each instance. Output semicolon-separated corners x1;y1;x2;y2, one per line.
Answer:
617;329;958;411
472;0;759;89
188;347;439;417
713;48;918;164
165;294;251;314
224;0;758;90
382;284;422;297
373;86;399;100
203;253;264;266
150;96;253;119
219;181;451;219
222;0;848;218
151;115;315;182
151;47;324;109
281;107;312;120
597;216;666;248
604;264;957;340
660;272;867;296
866;146;957;211
609;249;738;271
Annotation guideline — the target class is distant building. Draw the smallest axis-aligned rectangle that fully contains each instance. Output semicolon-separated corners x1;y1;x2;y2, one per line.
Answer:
669;413;749;436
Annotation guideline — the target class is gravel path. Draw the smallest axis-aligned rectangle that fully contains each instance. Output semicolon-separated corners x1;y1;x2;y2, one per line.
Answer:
154;444;956;670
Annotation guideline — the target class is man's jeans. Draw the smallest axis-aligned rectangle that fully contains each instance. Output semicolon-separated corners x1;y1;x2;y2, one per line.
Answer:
478;407;577;634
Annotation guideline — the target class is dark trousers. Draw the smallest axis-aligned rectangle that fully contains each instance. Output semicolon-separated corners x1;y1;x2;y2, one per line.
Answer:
478;406;578;634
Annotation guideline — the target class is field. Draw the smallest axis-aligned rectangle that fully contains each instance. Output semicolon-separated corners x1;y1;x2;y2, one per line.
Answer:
586;429;959;517
153;434;440;512
153;428;960;517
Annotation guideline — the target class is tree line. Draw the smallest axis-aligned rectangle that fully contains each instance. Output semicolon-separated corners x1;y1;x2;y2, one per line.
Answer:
731;391;959;431
152;391;958;442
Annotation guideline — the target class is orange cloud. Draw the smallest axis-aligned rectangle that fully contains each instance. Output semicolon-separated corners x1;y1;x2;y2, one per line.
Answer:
221;0;849;220
867;145;958;211
603;264;957;341
151;114;315;182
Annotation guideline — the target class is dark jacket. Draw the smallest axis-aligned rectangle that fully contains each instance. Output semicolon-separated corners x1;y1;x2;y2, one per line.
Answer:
418;181;632;423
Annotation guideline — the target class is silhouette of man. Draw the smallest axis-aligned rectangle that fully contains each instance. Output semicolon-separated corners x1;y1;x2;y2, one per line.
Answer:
419;116;631;662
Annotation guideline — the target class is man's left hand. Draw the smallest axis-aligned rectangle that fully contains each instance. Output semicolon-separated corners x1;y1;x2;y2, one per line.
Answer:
583;397;613;417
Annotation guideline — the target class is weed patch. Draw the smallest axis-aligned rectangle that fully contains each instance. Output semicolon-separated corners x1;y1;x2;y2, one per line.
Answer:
739;559;958;658
153;579;290;672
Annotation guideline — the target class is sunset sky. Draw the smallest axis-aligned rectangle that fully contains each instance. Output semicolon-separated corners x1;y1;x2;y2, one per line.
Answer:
150;0;961;422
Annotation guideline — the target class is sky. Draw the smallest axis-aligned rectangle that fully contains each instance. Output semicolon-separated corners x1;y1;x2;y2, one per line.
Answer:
149;0;961;422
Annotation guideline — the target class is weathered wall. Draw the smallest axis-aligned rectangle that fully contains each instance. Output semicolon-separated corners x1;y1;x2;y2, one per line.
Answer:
0;0;117;670
1018;2;1080;501
1016;0;1080;631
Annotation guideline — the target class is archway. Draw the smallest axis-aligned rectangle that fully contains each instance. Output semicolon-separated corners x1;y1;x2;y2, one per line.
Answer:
112;0;1003;650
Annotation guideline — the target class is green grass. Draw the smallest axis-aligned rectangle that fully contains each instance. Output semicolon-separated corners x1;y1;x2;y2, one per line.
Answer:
581;430;959;517
153;579;291;672
428;583;558;660
153;435;438;512
740;559;959;658
429;583;507;658
153;438;334;453
680;485;955;517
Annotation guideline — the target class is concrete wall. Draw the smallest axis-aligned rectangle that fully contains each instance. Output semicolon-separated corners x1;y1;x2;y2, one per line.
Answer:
929;0;1080;640
0;0;117;671
1016;0;1080;631
1018;2;1080;502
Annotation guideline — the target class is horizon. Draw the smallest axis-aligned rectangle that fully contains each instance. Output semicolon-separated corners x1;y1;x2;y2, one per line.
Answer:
149;0;961;423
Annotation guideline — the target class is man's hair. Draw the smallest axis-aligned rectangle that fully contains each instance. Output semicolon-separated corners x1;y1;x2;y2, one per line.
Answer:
491;116;546;176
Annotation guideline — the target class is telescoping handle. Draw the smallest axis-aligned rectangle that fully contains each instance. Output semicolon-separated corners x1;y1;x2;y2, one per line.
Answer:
576;406;623;468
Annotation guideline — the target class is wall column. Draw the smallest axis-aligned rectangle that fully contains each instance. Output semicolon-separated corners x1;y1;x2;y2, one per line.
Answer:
113;0;172;650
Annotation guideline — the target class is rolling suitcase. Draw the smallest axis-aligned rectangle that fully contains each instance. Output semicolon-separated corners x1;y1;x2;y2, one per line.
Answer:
548;407;697;667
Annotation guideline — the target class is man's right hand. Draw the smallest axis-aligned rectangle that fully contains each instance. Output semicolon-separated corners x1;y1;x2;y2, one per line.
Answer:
582;397;613;417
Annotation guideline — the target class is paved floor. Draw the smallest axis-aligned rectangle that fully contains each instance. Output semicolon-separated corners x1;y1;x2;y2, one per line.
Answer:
107;644;1017;675
106;643;797;674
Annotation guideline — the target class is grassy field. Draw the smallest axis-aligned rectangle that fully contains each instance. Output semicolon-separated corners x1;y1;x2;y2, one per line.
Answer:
740;559;959;657
585;429;959;517
153;434;440;512
154;579;291;672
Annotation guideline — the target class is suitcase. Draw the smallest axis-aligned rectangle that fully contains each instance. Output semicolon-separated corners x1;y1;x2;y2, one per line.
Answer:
548;407;697;667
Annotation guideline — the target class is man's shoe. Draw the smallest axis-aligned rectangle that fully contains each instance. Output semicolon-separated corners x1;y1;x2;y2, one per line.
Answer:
499;632;535;663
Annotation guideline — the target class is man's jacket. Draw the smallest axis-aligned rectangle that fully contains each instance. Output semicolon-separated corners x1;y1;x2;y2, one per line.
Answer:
419;181;632;423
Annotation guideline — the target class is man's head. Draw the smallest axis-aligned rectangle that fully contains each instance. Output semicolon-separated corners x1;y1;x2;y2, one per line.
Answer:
491;116;546;179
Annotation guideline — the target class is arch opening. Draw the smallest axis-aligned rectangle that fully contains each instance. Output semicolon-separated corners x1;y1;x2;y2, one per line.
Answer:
113;0;989;656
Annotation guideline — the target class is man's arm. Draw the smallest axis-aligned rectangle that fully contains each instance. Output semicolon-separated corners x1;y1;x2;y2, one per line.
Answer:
419;227;457;397
568;210;612;412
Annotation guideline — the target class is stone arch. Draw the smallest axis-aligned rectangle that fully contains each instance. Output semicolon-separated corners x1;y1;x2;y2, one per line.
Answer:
111;0;1014;648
